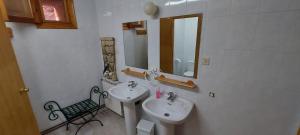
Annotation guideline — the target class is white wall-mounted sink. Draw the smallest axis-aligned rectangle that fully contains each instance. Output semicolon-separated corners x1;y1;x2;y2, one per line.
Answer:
108;82;149;135
142;95;194;135
108;82;149;104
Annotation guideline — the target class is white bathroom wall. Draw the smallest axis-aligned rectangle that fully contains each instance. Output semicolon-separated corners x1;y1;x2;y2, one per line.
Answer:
182;17;197;62
6;0;101;131
95;0;300;135
174;19;185;75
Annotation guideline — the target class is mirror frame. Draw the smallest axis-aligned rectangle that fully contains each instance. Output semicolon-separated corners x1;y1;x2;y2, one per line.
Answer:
160;13;203;78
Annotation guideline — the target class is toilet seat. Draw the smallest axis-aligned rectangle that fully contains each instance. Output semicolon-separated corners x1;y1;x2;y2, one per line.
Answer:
183;71;194;77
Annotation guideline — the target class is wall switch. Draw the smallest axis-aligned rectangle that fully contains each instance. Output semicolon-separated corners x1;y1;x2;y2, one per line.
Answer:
202;57;210;65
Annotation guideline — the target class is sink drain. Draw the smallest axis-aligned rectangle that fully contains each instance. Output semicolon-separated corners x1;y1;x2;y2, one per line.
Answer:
127;97;131;99
164;113;170;117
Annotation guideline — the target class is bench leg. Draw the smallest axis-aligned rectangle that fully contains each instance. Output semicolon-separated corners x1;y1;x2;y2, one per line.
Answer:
74;120;104;135
66;123;69;131
94;119;104;126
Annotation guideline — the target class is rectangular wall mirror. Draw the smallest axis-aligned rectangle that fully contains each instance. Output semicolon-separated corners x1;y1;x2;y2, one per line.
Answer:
123;20;148;69
160;14;202;78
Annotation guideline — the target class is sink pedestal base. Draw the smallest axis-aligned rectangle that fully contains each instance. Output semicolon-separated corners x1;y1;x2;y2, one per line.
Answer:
124;103;137;135
157;121;175;135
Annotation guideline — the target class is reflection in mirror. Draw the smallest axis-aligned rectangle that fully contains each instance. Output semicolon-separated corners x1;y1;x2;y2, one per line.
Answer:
160;14;202;78
123;21;148;69
40;0;68;22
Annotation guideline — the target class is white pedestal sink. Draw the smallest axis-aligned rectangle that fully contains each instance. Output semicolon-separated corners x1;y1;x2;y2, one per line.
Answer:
142;95;194;135
108;82;149;135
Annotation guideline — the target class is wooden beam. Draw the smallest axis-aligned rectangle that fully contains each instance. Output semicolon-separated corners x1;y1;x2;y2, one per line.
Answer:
136;29;147;35
297;128;300;135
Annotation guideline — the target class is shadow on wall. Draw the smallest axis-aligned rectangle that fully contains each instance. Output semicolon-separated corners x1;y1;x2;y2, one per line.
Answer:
176;107;201;135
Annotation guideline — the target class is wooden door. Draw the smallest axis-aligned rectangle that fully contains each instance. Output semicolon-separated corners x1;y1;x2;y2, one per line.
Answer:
0;0;8;21
160;18;174;74
0;10;40;135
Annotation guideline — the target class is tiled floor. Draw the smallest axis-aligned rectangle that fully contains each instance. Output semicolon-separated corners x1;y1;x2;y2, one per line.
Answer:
46;109;125;135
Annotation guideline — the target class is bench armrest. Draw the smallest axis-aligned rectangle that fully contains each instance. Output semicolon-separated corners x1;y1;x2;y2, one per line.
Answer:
44;101;63;121
90;86;109;105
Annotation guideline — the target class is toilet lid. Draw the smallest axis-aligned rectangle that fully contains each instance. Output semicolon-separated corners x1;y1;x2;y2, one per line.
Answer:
184;71;194;77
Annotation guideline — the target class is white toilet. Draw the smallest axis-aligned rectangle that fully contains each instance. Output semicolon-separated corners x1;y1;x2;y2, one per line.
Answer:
183;60;194;78
173;58;182;75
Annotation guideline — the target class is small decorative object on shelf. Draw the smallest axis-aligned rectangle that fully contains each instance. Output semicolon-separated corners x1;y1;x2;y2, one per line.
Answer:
101;37;118;81
122;68;148;79
145;68;160;86
155;75;196;89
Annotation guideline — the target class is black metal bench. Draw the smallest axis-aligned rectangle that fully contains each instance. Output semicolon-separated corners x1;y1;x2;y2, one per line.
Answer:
44;86;108;135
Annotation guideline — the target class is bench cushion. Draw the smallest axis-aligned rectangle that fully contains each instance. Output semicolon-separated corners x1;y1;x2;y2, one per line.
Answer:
61;99;100;120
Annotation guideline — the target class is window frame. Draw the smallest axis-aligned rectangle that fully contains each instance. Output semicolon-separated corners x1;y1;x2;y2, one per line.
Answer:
37;0;77;29
3;0;40;23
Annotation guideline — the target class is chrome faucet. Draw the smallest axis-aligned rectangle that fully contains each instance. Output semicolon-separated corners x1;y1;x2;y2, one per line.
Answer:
128;81;137;88
167;91;177;102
